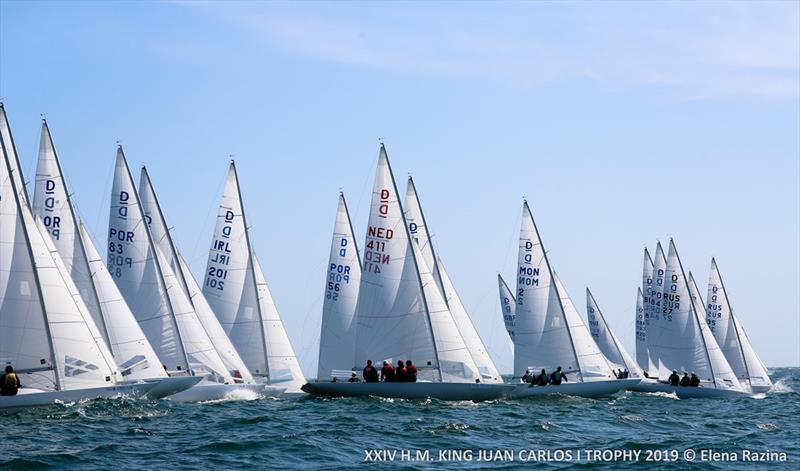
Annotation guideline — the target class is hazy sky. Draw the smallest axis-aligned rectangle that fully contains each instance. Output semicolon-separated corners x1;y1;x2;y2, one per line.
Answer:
1;1;798;373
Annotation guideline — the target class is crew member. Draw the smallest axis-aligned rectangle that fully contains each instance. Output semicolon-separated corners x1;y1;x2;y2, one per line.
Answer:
689;372;700;387
549;366;568;385
522;369;531;383
679;372;690;387
362;360;379;383
396;360;407;382
405;360;417;382
381;361;395;382
348;373;360;383
0;365;21;396
536;369;549;386
668;370;680;386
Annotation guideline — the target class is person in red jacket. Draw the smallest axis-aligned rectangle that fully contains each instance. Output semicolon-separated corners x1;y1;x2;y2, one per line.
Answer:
395;360;407;382
362;360;379;383
405;360;417;382
381;361;395;382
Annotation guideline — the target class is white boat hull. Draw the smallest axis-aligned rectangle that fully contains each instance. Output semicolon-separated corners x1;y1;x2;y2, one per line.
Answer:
302;381;515;401
0;382;157;409
166;381;275;402
632;379;750;398
509;378;639;399
140;376;203;399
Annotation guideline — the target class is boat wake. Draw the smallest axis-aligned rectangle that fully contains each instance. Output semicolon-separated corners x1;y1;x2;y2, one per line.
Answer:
768;379;795;394
642;391;679;400
199;388;262;404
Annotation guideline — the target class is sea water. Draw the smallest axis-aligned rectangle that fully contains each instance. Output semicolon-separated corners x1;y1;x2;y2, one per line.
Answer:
1;368;797;469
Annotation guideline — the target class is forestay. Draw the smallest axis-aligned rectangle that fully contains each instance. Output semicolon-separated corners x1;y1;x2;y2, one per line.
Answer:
354;145;478;383
1;125;117;391
513;202;578;378
586;288;640;376
138;168;252;383
202;162;305;391
0;104;28;205
31;123;165;381
317;193;361;381
404;178;502;383
706;259;771;390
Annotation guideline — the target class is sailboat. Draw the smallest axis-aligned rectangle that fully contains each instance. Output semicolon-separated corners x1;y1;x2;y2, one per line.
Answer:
303;145;512;401
202;162;306;394
633;240;747;398
509;202;637;398
314;193;362;382
137;166;275;400
585;288;641;378
30;121;198;399
0;109;158;408
637;249;657;375
107;148;258;401
403;177;503;383
705;259;772;393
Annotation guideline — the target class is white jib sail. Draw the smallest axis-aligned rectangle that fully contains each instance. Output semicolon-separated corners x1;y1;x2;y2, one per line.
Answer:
706;259;772;390
1;126;117;391
202;162;305;389
586;288;641;376
648;240;713;381
108;147;190;374
404;177;502;383
553;275;615;381
317;193;362;380
638;249;656;374
513;202;579;378
138;167;251;383
354;145;477;383
645;243;667;374
688;272;742;391
31;123;165;381
497;274;516;342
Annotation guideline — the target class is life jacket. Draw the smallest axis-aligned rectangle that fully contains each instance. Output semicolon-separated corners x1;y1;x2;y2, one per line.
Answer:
381;365;395;382
550;371;562;385
363;366;378;382
536;374;548;385
396;367;407;382
406;365;417;382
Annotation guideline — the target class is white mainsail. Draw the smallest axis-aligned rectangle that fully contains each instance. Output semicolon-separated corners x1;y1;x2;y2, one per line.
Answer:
513;202;578;377
688;272;742;391
316;193;362;380
353;145;479;383
705;260;771;390
108;147;231;381
586;288;640;376
202;162;305;391
645;242;667;373
31;122;165;381
404;177;502;383
1;120;118;391
638;249;656;373
497;274;516;342
138;167;253;383
0;104;28;206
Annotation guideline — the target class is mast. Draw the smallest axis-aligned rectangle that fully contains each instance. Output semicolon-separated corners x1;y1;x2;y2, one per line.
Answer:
523;201;583;381
0;122;61;390
712;259;752;387
340;192;362;269
43;120;112;345
407;176;445;298
119;147;192;373
229;161;271;380
384;145;442;381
